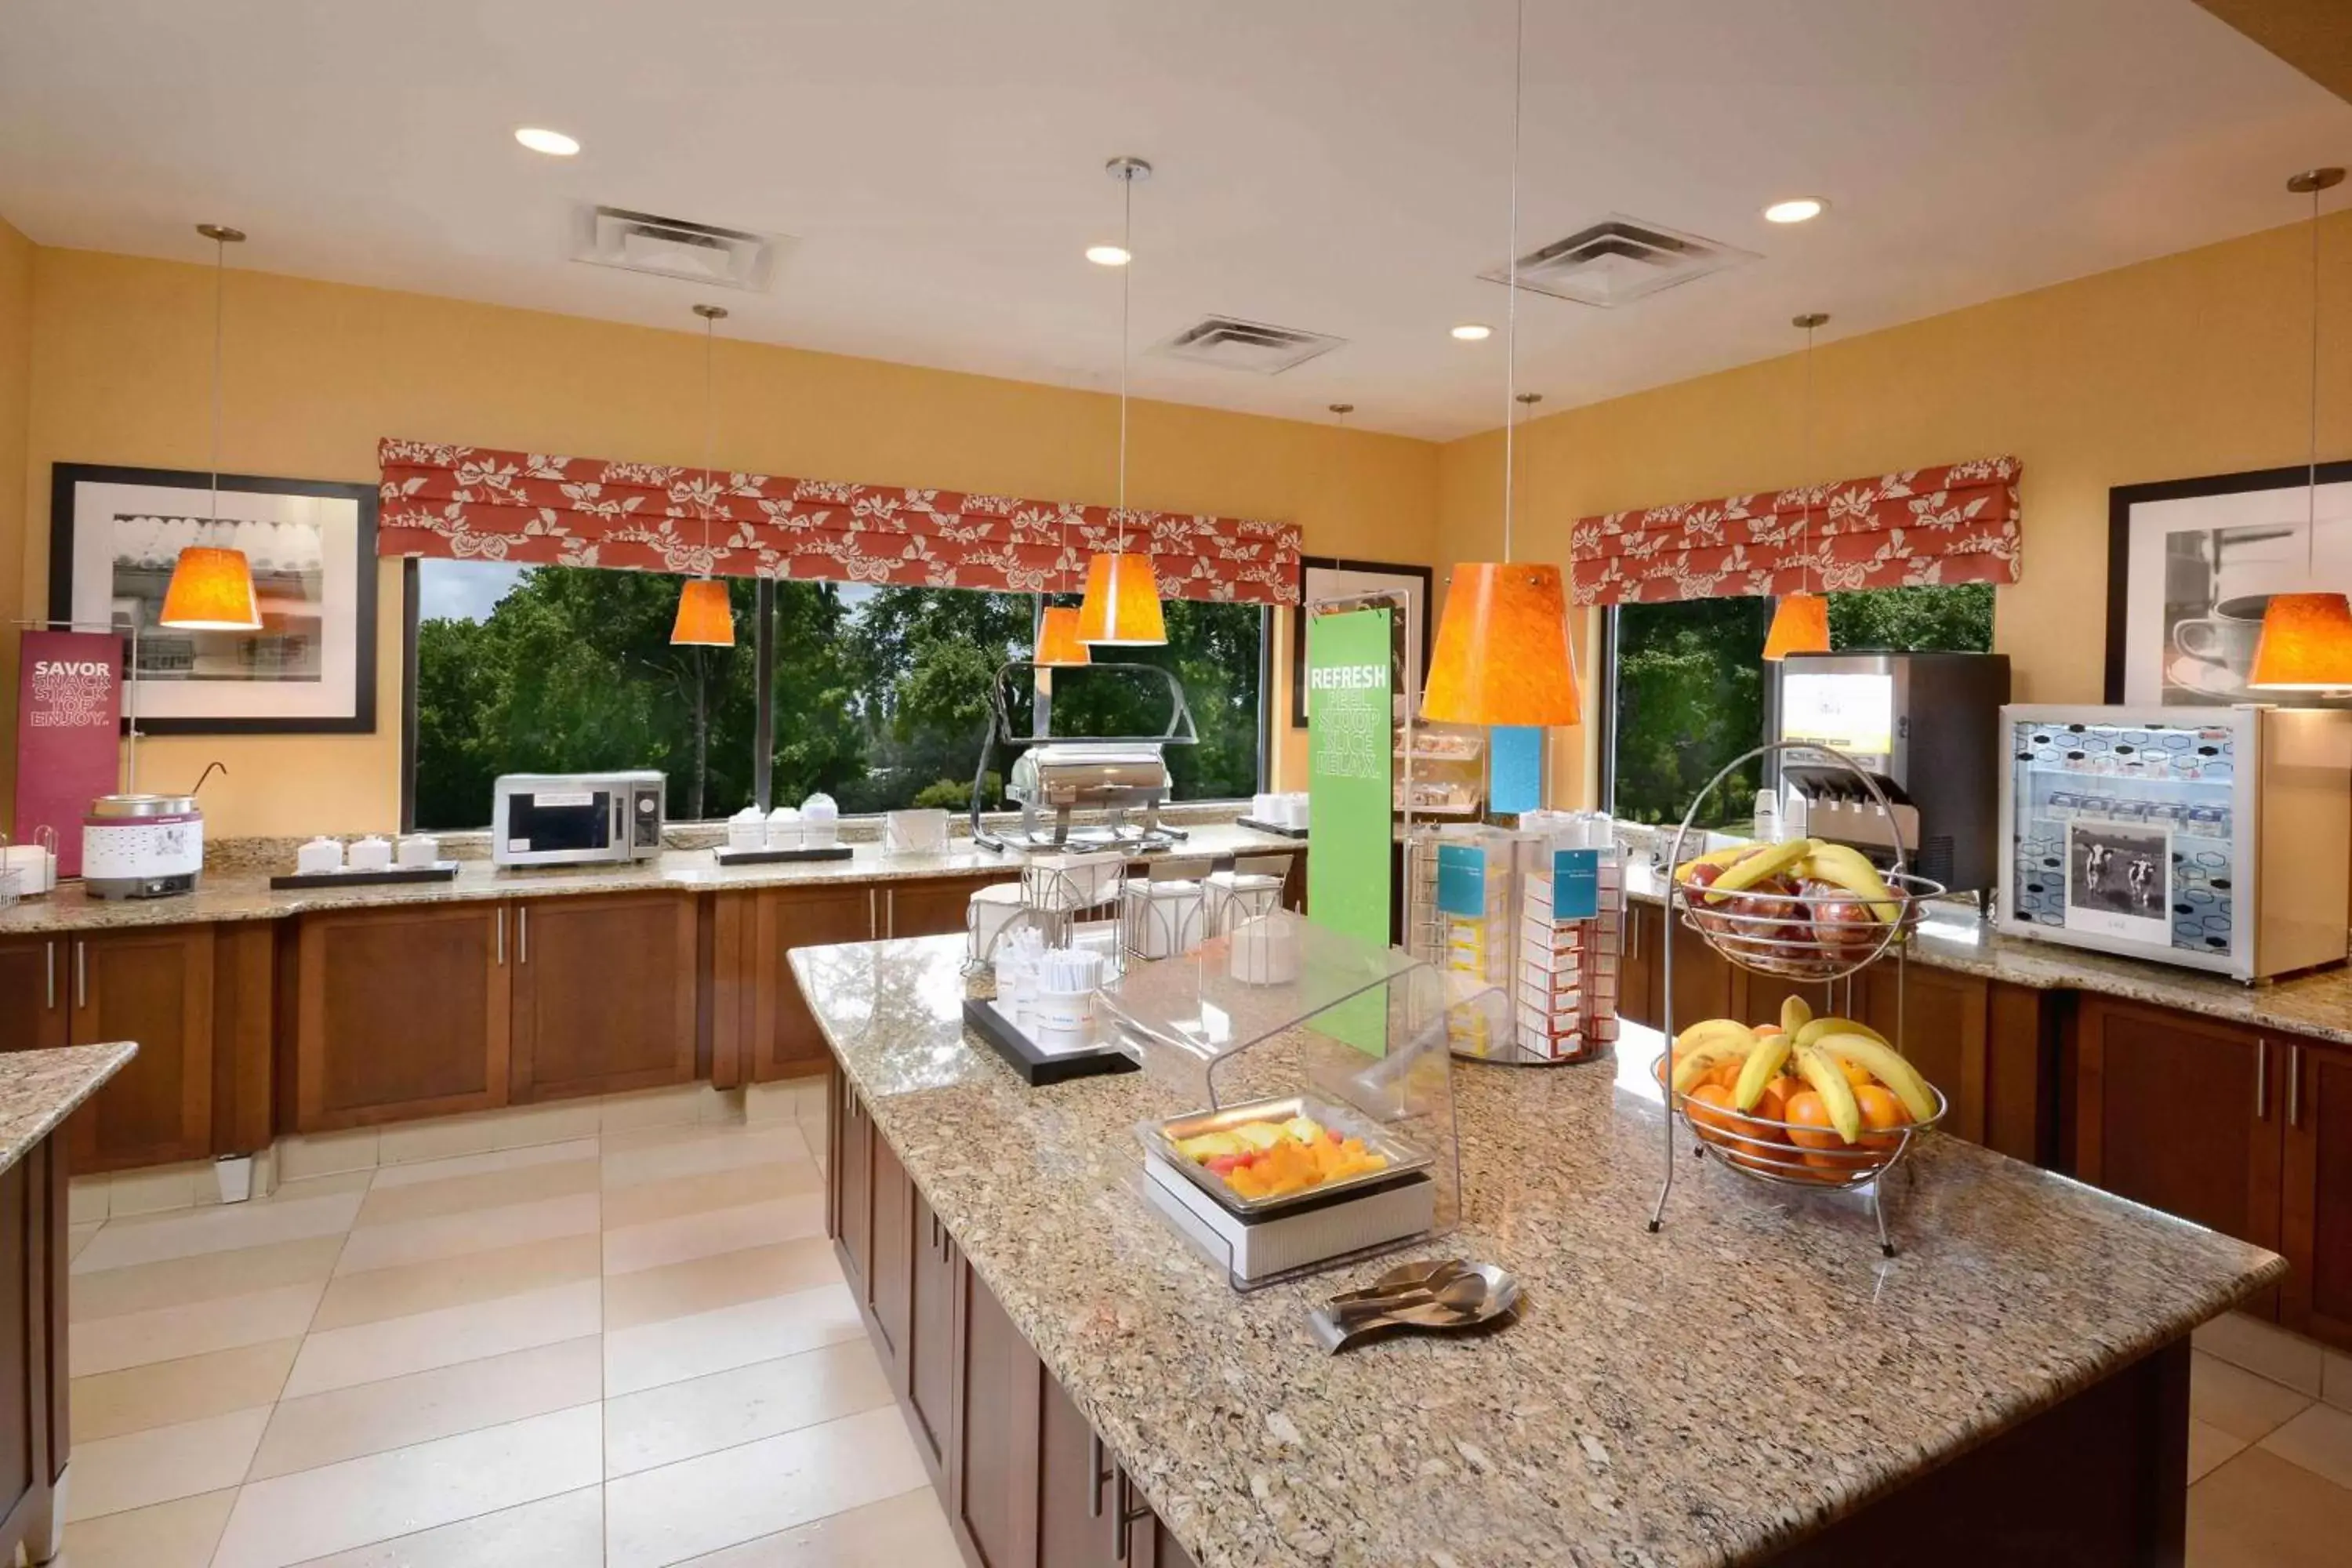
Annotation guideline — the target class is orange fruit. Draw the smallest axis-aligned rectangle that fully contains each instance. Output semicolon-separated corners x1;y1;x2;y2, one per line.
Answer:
1835;1058;1874;1089
1686;1083;1741;1145
1706;1058;1746;1092
1784;1091;1870;1175
1751;1076;1796;1127
1853;1084;1913;1152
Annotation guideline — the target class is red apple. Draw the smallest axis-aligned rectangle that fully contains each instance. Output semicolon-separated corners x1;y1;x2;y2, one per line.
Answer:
1811;895;1878;960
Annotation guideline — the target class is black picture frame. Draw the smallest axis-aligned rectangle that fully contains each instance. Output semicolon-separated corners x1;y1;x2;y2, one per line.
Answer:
48;462;379;735
1290;557;1434;728
2104;459;2352;705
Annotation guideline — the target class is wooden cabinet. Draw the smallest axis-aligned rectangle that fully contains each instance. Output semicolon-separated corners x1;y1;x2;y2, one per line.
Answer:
907;1185;957;1483
292;903;510;1131
0;940;67;1055
829;1070;874;1301
1621;901;1661;1028
748;886;876;1082
953;1258;1036;1568
0;1136;67;1564
509;893;698;1102
1619;898;1738;1033
2281;1038;2352;1348
66;927;216;1172
869;1133;914;1375
1859;963;1989;1146
884;876;1006;940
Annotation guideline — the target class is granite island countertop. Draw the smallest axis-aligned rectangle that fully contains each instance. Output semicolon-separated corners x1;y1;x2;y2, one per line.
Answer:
0;822;1302;938
0;1042;137;1175
789;933;2281;1568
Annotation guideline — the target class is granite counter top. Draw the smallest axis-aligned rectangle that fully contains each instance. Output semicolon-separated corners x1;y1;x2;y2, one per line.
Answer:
0;824;1301;938
0;1043;136;1176
790;934;2280;1568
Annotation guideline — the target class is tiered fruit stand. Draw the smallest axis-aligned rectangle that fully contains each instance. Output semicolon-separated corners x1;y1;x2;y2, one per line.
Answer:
1649;741;1950;1256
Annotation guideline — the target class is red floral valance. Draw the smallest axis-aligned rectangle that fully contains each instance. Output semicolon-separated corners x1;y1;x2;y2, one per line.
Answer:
374;440;1302;605
1569;456;2021;606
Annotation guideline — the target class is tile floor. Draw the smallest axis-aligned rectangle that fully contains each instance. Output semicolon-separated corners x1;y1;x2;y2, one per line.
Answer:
51;1109;2352;1566
56;1113;961;1568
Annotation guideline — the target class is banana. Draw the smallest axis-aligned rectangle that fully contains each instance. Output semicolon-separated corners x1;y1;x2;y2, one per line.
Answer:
1704;837;1816;902
1798;843;1902;922
1668;1022;1755;1094
1793;1045;1862;1142
1779;993;1813;1035
1675;1018;1754;1053
1732;1030;1792;1112
1671;842;1763;880
1813;1034;1938;1123
1791;1015;1886;1053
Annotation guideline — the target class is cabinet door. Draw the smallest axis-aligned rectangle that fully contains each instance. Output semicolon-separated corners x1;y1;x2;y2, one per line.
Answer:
0;940;67;1054
1664;913;1737;1030
2281;1038;2352;1351
1038;1372;1115;1567
952;1260;1041;1568
831;1076;873;1301
67;927;215;1171
2078;999;2282;1283
509;893;698;1102
884;877;1003;940
907;1186;957;1482
1859;964;1988;1145
869;1131;913;1379
752;886;874;1081
294;904;509;1131
1621;902;1661;1029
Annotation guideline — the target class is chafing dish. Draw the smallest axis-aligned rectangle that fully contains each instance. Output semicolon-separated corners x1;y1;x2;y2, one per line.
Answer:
973;661;1198;853
1139;1094;1432;1218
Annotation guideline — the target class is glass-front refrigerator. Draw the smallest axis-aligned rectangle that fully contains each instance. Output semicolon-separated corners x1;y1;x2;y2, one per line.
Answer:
1998;705;2352;982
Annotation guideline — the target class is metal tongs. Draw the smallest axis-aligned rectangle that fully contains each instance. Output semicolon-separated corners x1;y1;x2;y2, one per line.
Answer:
1307;1258;1521;1354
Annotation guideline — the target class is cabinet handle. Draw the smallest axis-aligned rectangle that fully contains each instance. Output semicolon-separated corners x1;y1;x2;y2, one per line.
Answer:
868;887;877;939
1113;1469;1152;1560
496;908;506;966
44;941;55;1011
886;888;895;938
1090;1434;1110;1519
2288;1044;2303;1129
74;941;85;1010
2256;1038;2268;1121
519;906;530;964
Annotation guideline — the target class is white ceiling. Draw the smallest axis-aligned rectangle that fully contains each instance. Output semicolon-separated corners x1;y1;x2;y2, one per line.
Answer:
1;0;2347;440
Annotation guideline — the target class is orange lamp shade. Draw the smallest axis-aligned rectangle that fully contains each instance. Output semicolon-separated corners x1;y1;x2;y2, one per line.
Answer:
669;578;737;646
1035;605;1091;666
2249;592;2352;691
1420;562;1582;726
1076;552;1167;645
1762;592;1831;661
157;546;261;630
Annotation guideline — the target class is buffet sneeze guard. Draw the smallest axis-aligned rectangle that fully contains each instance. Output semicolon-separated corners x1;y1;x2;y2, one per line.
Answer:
971;660;1196;853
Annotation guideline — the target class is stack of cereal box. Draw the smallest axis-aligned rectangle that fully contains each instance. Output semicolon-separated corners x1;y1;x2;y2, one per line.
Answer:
1512;813;1621;1063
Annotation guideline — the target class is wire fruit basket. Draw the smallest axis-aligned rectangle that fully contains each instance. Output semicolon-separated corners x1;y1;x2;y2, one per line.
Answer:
1649;1054;1948;1192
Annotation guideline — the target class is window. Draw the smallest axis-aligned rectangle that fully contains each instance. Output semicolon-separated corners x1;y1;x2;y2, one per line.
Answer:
407;562;1266;829
1604;583;1994;828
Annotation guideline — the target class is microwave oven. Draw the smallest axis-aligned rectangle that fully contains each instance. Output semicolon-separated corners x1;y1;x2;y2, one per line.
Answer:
492;771;666;868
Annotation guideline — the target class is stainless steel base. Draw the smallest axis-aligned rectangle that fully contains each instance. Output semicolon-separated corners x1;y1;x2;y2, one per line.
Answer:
82;870;197;900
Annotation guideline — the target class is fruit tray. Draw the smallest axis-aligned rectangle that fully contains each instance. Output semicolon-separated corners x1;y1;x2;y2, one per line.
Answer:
1651;1045;1947;1193
1671;840;1944;982
1140;1095;1433;1218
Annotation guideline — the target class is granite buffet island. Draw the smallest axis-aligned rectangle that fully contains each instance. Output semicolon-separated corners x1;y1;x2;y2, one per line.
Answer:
792;934;2282;1568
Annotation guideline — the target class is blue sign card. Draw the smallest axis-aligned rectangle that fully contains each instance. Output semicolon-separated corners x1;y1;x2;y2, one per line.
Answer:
1552;848;1601;920
1489;726;1542;814
1436;843;1487;917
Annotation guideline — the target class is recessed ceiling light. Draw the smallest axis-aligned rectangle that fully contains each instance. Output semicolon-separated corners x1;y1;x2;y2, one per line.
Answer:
514;127;581;157
1085;244;1131;267
1450;324;1493;341
1763;198;1826;224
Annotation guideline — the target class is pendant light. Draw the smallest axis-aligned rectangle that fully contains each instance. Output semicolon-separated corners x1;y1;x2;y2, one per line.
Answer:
670;303;737;647
2249;167;2351;691
1421;0;1581;727
1035;394;1093;666
1076;155;1167;646
1762;312;1835;661
158;225;263;631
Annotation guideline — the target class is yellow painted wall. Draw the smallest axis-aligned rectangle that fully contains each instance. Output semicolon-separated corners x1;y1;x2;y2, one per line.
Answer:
0;219;31;806
7;246;1442;835
1439;209;2352;810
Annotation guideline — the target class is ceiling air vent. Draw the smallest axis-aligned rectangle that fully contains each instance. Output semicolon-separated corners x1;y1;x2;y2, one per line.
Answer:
1149;315;1344;375
572;205;786;292
1480;215;1756;308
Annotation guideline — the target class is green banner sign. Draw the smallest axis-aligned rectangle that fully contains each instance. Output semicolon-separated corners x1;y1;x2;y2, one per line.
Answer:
1306;608;1395;1053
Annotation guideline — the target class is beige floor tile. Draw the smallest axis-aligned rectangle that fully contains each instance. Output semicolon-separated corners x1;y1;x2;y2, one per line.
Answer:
288;1484;603;1566
679;1487;962;1568
602;1125;808;1189
605;1280;864;1396
281;1279;601;1399
251;1335;603;1481
71;1235;345;1323
373;1116;499;1167
605;1236;843;1332
2188;1446;2352;1567
330;1191;598;1276
68;1218;102;1261
2194;1350;2318;1443
2260;1400;2352;1490
67;1405;271;1523
310;1232;602;1332
71;1280;327;1378
56;1485;238;1568
70;1176;108;1225
2190;1416;2248;1483
2194;1311;2328;1397
604;1405;929;1568
105;1164;201;1217
74;1182;365;1275
603;1193;826;1276
2325;1349;2352;1412
354;1156;601;1229
276;1128;380;1182
366;1136;598;1191
479;1099;604;1151
602;1161;818;1231
73;1338;301;1442
605;1337;895;1477
212;1403;601;1568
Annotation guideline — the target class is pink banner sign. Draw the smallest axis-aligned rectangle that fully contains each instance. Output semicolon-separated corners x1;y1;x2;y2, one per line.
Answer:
15;630;121;877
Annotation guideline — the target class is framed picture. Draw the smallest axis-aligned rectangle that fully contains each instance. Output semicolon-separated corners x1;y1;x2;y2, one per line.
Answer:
48;463;379;734
1290;557;1432;728
2063;819;2172;946
2106;460;2352;709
